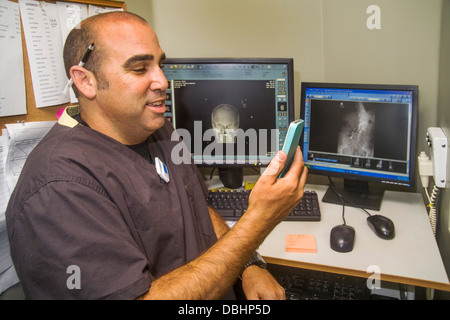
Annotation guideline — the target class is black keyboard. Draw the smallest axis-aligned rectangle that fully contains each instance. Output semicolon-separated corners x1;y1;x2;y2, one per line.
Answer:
207;189;320;221
267;263;371;300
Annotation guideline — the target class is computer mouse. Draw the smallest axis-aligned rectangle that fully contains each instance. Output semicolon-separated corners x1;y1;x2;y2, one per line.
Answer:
330;225;355;253
367;215;395;240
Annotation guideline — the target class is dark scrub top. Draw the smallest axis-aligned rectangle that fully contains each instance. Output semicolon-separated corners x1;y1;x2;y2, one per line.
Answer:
6;106;234;299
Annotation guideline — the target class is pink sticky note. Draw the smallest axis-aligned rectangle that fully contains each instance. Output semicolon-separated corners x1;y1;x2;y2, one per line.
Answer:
286;234;317;253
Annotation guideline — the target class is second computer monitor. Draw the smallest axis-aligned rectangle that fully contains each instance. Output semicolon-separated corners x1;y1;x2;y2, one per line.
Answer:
300;82;418;210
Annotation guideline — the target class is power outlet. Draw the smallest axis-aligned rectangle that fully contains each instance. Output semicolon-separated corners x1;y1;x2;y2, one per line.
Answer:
426;127;448;188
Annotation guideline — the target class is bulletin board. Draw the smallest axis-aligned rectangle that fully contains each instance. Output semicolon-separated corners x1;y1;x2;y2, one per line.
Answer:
0;0;126;131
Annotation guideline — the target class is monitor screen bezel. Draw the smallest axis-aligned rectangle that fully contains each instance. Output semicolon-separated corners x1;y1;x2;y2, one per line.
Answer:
300;81;419;190
162;57;296;168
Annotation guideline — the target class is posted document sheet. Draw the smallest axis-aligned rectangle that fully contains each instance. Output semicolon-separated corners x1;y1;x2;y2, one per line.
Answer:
0;0;26;117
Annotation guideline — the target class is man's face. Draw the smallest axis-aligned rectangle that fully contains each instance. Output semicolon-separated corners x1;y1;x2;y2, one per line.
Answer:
93;20;168;142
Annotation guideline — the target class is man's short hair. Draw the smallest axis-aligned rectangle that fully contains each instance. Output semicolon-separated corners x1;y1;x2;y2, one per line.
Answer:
63;11;148;97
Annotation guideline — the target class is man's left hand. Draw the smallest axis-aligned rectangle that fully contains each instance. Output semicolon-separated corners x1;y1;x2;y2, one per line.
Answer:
241;265;285;300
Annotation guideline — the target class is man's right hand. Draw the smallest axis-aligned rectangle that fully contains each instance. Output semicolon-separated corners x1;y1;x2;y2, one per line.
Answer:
247;146;308;228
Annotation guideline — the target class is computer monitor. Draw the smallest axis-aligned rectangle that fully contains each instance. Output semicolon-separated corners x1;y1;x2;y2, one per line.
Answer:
162;58;295;188
300;82;418;210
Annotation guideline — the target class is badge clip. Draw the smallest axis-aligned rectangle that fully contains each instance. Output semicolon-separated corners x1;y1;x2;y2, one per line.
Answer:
155;157;170;183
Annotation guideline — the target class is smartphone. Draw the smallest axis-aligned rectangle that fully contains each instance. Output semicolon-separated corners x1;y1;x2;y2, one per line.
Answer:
278;119;305;178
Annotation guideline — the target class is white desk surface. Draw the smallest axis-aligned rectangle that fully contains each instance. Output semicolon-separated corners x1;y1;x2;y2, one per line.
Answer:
257;184;450;291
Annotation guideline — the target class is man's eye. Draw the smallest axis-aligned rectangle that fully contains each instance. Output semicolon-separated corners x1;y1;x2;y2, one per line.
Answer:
133;68;147;73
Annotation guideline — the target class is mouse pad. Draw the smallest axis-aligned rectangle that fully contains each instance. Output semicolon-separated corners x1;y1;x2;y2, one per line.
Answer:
286;234;317;253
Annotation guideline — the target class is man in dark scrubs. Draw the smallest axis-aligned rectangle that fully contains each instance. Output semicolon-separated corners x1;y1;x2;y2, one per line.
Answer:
6;12;308;299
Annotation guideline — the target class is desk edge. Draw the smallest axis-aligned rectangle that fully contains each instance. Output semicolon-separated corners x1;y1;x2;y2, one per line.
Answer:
264;256;450;292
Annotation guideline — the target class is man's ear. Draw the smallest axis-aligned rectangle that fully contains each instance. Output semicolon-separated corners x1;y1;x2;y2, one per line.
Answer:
70;66;97;99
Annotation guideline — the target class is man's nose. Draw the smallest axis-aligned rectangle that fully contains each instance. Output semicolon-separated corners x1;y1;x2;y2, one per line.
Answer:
150;67;168;92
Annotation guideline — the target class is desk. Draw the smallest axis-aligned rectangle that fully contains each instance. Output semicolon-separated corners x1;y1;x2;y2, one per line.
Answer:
258;184;450;292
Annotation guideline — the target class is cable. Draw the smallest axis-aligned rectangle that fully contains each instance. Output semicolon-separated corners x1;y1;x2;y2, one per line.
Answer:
358;205;372;218
423;184;440;300
425;184;439;236
327;177;373;226
327;177;346;225
341;202;346;226
417;150;441;236
209;167;217;180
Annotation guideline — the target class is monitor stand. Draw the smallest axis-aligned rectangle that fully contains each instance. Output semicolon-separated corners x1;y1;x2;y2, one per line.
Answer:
322;179;384;211
219;167;244;189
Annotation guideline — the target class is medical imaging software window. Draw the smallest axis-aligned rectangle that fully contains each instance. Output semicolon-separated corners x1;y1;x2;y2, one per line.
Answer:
305;90;412;178
163;62;292;164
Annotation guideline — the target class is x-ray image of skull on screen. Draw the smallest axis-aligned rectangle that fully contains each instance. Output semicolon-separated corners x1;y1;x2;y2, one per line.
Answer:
172;79;276;158
211;104;240;143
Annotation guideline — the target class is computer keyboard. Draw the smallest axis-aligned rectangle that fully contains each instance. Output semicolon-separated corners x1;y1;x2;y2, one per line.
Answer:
267;263;371;300
207;189;320;221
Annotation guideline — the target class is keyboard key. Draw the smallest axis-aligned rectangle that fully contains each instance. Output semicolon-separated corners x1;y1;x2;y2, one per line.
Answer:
219;209;235;218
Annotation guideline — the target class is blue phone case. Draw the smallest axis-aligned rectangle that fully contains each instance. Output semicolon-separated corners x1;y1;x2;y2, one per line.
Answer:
278;119;304;178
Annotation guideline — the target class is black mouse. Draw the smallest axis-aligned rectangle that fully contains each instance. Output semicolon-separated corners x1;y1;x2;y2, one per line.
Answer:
330;225;355;253
367;215;395;240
